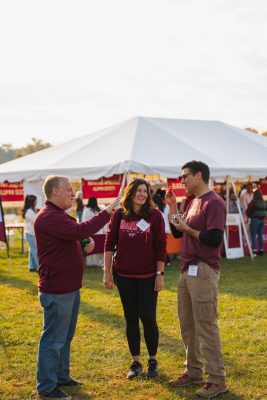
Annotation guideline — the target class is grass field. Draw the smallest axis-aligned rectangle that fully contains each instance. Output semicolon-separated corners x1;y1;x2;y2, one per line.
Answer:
0;240;266;400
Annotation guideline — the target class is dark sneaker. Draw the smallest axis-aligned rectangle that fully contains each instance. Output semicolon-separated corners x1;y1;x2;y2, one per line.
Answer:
57;378;82;387
169;373;203;387
127;361;143;379
258;251;264;256
196;382;228;398
146;359;158;379
39;387;71;399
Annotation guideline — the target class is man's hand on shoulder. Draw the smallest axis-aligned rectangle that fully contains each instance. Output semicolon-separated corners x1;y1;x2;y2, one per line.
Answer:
104;198;121;214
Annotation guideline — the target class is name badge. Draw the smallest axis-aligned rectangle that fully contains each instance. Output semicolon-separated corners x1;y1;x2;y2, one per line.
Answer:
136;219;150;232
188;265;198;277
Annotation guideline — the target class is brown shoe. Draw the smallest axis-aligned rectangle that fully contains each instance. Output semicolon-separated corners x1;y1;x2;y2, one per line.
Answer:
169;373;203;387
196;382;228;398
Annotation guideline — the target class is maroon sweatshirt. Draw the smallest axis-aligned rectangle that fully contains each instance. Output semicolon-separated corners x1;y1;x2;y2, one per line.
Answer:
105;208;166;277
34;201;110;294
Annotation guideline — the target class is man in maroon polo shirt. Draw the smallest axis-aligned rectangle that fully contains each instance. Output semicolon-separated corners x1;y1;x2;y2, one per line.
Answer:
35;175;119;400
166;161;228;398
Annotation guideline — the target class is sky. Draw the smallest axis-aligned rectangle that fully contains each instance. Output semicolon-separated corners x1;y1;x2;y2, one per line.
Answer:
0;0;267;147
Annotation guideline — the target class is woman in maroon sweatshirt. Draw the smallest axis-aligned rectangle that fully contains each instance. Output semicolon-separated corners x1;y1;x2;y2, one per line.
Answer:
104;178;167;380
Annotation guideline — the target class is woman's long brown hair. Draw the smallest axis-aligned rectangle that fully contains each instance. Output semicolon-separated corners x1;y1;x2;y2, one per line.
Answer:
121;178;155;221
22;195;37;218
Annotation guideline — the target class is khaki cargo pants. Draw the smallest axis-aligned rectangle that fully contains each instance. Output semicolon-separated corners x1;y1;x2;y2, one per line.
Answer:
178;262;226;385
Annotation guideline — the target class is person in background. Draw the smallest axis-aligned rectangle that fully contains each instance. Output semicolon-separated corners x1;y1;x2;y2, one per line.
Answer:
75;191;84;222
155;189;171;233
239;184;247;198
246;188;267;256
35;175;120;400
228;191;239;214
240;183;253;223
22;194;39;272
104;178;166;380
82;197;106;266
153;189;171;265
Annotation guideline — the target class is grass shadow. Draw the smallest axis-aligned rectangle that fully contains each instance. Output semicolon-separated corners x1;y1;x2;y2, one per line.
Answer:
0;270;38;296
63;385;94;399
79;299;184;357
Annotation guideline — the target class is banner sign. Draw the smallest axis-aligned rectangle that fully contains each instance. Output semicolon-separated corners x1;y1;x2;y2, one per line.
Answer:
167;178;186;197
259;178;267;195
82;175;124;198
0;182;24;201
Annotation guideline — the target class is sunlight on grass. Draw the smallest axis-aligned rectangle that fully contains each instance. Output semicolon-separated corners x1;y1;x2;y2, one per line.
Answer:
0;240;266;399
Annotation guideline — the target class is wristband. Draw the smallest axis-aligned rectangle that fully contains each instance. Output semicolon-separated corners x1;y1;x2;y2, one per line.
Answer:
156;271;164;276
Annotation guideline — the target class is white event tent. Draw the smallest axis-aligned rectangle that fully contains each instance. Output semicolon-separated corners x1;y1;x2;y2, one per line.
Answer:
1;116;267;259
0;116;267;182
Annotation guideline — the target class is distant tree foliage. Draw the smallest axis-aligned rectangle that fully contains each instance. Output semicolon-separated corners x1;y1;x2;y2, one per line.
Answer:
245;127;259;134
245;128;267;137
0;138;51;164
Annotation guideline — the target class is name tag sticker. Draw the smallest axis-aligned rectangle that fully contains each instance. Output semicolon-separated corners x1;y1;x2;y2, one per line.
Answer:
136;219;150;232
188;265;198;277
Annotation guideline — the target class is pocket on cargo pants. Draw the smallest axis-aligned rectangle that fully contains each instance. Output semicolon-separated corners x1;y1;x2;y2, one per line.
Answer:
195;294;218;322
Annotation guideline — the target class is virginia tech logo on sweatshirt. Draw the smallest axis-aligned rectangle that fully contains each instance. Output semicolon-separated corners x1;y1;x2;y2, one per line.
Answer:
120;220;151;237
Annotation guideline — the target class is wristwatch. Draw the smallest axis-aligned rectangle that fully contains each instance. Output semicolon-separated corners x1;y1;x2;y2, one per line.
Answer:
156;271;164;276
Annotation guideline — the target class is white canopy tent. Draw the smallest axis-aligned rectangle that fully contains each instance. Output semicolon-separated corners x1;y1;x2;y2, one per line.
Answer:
0;116;267;182
1;116;266;260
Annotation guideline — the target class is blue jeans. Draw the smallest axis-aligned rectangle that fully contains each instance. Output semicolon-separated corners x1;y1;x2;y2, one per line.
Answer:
250;218;265;251
26;233;39;270
36;290;80;395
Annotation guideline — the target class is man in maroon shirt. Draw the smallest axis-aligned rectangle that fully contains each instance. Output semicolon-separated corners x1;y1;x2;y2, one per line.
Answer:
166;161;228;398
35;175;119;400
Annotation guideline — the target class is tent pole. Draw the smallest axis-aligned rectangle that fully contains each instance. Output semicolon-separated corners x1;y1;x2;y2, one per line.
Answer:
226;176;230;243
126;171;131;185
118;172;127;197
226;176;229;213
230;177;254;260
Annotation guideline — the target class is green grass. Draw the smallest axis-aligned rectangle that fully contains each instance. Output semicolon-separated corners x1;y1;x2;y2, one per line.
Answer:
0;240;267;400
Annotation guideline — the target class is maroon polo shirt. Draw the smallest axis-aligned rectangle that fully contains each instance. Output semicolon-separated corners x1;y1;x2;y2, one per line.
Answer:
181;191;226;272
105;208;166;277
34;201;110;294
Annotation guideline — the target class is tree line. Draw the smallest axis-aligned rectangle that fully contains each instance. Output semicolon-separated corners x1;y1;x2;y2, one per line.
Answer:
0;138;51;164
246;128;267;135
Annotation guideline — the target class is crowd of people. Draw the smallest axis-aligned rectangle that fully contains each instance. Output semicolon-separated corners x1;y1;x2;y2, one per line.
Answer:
18;161;266;400
214;182;267;256
246;188;267;256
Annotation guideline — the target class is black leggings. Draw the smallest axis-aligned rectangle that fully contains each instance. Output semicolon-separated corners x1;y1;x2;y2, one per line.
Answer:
115;274;159;357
